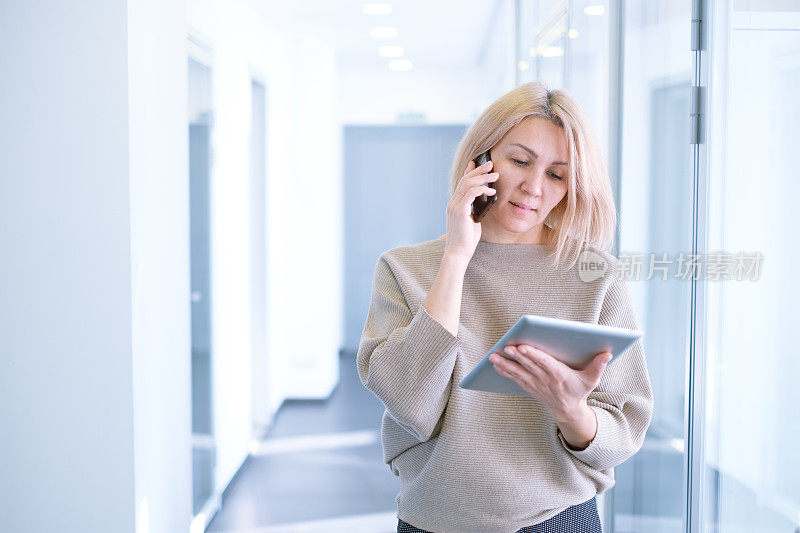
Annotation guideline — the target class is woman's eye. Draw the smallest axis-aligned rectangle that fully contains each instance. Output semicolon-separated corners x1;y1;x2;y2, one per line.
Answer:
510;157;562;179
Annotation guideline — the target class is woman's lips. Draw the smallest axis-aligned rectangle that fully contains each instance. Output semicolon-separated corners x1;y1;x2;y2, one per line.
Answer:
510;201;535;213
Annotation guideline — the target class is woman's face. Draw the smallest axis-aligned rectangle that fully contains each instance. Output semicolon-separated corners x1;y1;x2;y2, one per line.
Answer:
480;116;570;244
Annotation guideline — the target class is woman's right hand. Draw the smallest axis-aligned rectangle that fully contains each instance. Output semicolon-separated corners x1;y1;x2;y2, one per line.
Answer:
444;159;498;261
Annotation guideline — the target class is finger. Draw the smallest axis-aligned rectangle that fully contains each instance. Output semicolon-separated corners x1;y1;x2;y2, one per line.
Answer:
461;160;475;180
452;181;495;208
456;171;499;194
462;183;496;200
455;184;496;214
500;347;548;382
448;183;492;213
493;353;538;389
515;344;564;377
462;159;493;180
492;352;523;377
453;180;497;203
585;352;612;376
468;158;493;174
493;363;526;390
469;172;500;187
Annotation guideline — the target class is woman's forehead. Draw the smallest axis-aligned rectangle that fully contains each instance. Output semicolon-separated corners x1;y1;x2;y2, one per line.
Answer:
500;118;568;159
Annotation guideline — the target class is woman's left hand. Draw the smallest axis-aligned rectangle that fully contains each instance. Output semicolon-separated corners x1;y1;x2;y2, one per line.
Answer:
489;345;612;419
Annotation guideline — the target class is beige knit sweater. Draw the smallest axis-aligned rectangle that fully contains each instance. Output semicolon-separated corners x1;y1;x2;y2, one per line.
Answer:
356;237;653;533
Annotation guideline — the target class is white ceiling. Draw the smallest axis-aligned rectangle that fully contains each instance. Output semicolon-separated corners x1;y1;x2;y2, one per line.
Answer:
248;0;506;69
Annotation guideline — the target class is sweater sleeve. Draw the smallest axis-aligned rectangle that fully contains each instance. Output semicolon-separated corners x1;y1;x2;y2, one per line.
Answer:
556;273;654;471
356;253;461;442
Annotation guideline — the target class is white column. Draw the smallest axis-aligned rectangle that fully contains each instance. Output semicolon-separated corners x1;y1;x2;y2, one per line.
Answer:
0;1;192;532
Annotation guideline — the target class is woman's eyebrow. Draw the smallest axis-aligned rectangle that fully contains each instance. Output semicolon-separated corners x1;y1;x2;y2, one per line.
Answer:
510;142;568;166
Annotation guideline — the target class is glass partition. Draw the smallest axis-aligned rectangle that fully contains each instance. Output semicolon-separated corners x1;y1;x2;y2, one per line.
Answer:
613;1;694;531
702;1;800;531
519;2;694;530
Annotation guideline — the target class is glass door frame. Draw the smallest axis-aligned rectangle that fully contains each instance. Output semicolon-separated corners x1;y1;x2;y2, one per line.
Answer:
685;0;712;531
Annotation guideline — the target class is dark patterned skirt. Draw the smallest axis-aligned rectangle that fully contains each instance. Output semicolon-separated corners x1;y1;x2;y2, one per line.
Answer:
397;497;602;533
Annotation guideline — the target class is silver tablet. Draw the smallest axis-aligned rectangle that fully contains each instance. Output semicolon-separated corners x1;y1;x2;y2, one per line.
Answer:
458;315;643;397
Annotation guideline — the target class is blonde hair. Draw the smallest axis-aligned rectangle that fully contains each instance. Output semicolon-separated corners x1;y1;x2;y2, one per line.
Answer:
449;81;616;270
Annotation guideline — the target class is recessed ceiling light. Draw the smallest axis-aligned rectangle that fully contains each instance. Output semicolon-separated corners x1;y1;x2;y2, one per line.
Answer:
540;45;564;57
529;45;564;57
370;26;398;38
379;45;404;57
517;60;529;71
568;28;579;39
389;59;413;71
363;3;392;15
583;5;605;16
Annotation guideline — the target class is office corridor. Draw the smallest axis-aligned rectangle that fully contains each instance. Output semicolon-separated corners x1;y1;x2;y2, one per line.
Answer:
207;352;400;532
3;2;799;532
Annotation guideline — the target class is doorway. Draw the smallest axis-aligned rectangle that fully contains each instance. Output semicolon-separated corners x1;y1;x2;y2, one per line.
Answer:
188;55;215;516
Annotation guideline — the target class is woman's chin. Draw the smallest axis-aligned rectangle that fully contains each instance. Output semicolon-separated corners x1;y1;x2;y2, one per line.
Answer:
482;207;544;237
497;216;540;234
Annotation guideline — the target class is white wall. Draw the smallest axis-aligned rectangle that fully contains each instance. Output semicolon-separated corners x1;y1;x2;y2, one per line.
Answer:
0;1;137;532
337;66;485;124
1;1;198;532
336;44;515;126
186;0;343;496
127;1;193;532
276;38;343;401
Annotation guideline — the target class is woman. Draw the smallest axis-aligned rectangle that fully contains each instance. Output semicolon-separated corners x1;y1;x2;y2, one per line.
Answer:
356;81;654;533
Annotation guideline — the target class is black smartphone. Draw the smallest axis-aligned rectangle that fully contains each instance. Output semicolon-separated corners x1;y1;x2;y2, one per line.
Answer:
471;150;497;223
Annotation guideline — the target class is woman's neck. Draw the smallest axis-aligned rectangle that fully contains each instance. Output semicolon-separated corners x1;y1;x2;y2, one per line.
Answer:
479;224;553;245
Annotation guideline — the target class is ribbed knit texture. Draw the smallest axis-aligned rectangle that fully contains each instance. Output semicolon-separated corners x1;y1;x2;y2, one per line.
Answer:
357;237;653;533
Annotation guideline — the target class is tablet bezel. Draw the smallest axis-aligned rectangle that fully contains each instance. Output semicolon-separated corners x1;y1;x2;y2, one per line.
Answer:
458;315;643;397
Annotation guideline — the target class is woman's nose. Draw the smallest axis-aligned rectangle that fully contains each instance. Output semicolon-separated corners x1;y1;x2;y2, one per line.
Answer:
521;173;545;196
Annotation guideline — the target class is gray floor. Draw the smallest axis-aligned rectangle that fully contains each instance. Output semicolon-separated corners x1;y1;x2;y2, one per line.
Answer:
206;352;401;532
